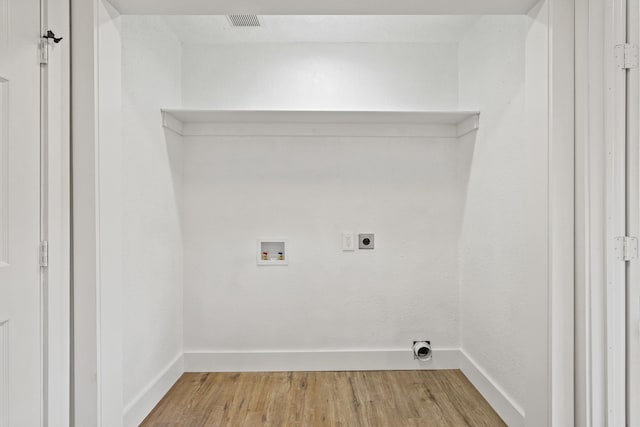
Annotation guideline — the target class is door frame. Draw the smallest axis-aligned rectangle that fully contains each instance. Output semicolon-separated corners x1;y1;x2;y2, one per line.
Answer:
575;0;607;424
627;0;640;422
548;0;575;425
574;0;639;425
70;0;576;425
70;0;102;423
604;0;628;424
41;0;71;425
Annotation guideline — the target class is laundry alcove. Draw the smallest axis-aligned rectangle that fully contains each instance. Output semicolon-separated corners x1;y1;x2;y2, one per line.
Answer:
94;7;559;427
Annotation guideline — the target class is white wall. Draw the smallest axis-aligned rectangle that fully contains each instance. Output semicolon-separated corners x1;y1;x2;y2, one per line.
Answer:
457;14;548;422
109;14;550;426
182;43;458;110
182;135;465;352
112;21;468;424
119;16;184;417
179;40;464;353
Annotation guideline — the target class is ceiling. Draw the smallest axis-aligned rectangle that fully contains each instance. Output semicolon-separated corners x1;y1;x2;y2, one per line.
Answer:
108;0;540;15
162;16;481;44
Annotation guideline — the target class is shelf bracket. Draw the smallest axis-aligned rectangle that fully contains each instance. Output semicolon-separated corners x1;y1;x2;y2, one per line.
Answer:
161;111;184;136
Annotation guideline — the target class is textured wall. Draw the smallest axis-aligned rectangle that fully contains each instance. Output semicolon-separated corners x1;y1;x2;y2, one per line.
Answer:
182;43;458;111
120;16;184;410
182;135;465;351
457;15;548;416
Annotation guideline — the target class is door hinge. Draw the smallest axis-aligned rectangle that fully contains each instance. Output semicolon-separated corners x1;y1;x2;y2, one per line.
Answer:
39;38;48;65
615;236;638;261
39;241;48;268
615;44;639;69
40;30;63;65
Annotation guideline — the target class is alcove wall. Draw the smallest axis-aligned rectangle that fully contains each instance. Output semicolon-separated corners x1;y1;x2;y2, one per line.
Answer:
97;8;549;426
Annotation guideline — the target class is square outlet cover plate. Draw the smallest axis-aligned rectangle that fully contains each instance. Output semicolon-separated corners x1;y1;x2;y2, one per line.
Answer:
359;233;374;249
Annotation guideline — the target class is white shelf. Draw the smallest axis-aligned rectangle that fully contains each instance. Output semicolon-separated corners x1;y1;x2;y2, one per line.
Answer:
161;109;480;139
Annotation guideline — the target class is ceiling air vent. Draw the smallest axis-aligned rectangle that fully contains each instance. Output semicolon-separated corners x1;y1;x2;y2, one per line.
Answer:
227;15;261;28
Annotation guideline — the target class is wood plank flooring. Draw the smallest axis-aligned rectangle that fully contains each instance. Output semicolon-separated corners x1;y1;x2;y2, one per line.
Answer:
140;370;506;427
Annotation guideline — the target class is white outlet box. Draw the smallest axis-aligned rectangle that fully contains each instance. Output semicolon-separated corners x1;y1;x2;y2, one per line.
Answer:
257;239;288;266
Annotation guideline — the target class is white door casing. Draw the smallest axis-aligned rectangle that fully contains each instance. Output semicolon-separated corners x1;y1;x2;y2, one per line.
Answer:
627;0;640;423
605;0;640;420
71;0;575;425
41;0;71;425
0;0;45;425
605;0;631;424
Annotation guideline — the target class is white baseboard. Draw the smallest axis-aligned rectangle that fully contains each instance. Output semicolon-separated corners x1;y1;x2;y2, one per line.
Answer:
184;348;460;372
128;349;524;427
123;353;184;427
459;349;525;427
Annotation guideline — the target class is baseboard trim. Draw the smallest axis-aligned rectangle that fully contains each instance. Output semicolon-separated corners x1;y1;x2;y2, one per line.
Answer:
459;349;525;427
123;353;184;427
184;348;460;372
129;349;525;427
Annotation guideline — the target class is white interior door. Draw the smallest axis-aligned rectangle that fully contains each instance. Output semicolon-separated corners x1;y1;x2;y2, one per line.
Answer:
0;0;44;425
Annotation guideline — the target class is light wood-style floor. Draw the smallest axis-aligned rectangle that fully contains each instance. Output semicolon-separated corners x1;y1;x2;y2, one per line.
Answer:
141;370;506;427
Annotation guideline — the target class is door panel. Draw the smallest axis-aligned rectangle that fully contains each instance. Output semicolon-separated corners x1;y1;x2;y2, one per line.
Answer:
0;0;43;425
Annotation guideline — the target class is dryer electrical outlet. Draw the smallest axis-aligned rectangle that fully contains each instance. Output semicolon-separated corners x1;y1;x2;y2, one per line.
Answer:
358;233;374;249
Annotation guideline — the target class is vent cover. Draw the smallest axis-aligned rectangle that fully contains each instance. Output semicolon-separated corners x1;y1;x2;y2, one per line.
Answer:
227;15;261;27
